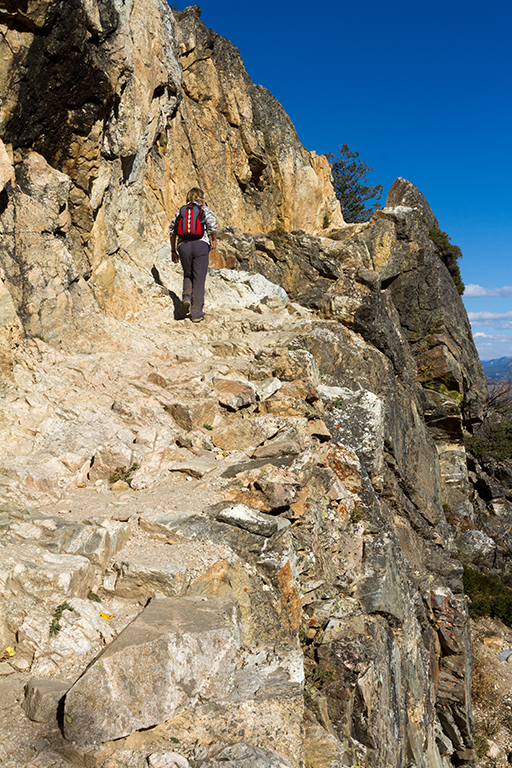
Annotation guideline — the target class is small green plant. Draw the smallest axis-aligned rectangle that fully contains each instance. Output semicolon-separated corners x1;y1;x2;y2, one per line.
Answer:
202;424;213;431
322;213;330;229
473;717;500;759
428;228;465;295
350;505;364;523
109;462;140;486
438;383;463;402
49;601;74;636
442;502;452;517
465;418;512;462
87;590;101;603
311;665;335;684
463;565;512;624
327;397;344;411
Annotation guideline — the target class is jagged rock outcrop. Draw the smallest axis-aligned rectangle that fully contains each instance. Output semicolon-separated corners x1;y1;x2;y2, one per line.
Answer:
170;6;342;234
0;1;342;343
386;176;440;229
217;185;488;527
0;2;495;767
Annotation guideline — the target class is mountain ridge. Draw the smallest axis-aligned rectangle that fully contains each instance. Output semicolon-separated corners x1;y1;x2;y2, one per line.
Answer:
481;356;512;381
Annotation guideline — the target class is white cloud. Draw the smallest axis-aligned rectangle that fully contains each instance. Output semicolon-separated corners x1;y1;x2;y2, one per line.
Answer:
469;317;512;357
465;284;512;297
468;311;512;329
473;331;511;342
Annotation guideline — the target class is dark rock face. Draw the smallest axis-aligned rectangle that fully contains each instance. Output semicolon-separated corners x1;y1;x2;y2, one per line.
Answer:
4;0;119;161
386;176;440;229
222;197;487;432
212;185;487;763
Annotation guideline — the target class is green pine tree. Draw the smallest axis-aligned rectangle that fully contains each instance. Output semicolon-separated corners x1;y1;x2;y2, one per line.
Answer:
327;144;383;223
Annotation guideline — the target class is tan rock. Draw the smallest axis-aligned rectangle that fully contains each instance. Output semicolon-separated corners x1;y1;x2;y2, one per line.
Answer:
0;543;96;600
319;443;362;497
189;560;272;647
113;556;187;599
257;391;314;418
213;378;256;410
111;479;130;491
277;560;301;635
304;717;347;767
0;138;13;191
0;661;15;676
307;418;331;441
0;151;106;346
22;678;69;723
251;439;301;459
259;348;321;385
224;463;300;512
167;455;217;478
483;635;503;650
124;681;304;768
166;397;219;432
89;443;134;482
211;415;281;451
148;754;191;768
208;501;289;538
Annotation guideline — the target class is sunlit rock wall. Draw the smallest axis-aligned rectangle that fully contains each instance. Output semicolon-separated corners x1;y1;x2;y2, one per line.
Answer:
0;0;343;341
169;6;343;234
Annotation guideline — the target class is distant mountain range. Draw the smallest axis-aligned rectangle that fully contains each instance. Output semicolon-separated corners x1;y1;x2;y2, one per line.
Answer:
481;357;512;381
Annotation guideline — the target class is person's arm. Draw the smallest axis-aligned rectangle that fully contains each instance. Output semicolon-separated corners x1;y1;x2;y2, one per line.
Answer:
170;233;179;263
170;213;179;263
204;206;218;250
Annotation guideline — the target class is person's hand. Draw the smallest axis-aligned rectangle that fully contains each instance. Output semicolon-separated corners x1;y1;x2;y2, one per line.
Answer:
171;250;179;263
211;242;217;251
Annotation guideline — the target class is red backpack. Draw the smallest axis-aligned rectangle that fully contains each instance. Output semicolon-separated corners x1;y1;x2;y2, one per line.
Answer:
176;202;206;240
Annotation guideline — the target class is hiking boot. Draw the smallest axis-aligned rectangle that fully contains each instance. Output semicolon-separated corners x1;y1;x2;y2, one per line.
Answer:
191;315;205;323
181;300;191;316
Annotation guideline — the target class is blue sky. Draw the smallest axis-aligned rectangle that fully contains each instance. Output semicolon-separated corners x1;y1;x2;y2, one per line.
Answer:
173;1;512;360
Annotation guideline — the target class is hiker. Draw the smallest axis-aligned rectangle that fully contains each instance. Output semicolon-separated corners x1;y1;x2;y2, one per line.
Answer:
170;187;218;323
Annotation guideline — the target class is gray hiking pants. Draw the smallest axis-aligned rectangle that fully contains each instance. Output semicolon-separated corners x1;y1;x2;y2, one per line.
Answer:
177;240;210;320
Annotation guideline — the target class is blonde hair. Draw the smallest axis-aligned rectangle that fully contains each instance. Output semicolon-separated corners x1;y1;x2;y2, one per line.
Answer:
186;187;204;202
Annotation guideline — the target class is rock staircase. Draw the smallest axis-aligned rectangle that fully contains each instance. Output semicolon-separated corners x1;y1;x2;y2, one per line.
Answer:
0;265;364;768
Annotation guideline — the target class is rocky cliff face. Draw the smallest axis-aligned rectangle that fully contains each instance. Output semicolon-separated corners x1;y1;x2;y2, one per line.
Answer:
0;1;341;344
0;2;494;767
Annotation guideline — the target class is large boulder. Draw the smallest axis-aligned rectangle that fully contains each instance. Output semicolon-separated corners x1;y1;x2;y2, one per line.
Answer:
63;596;241;744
